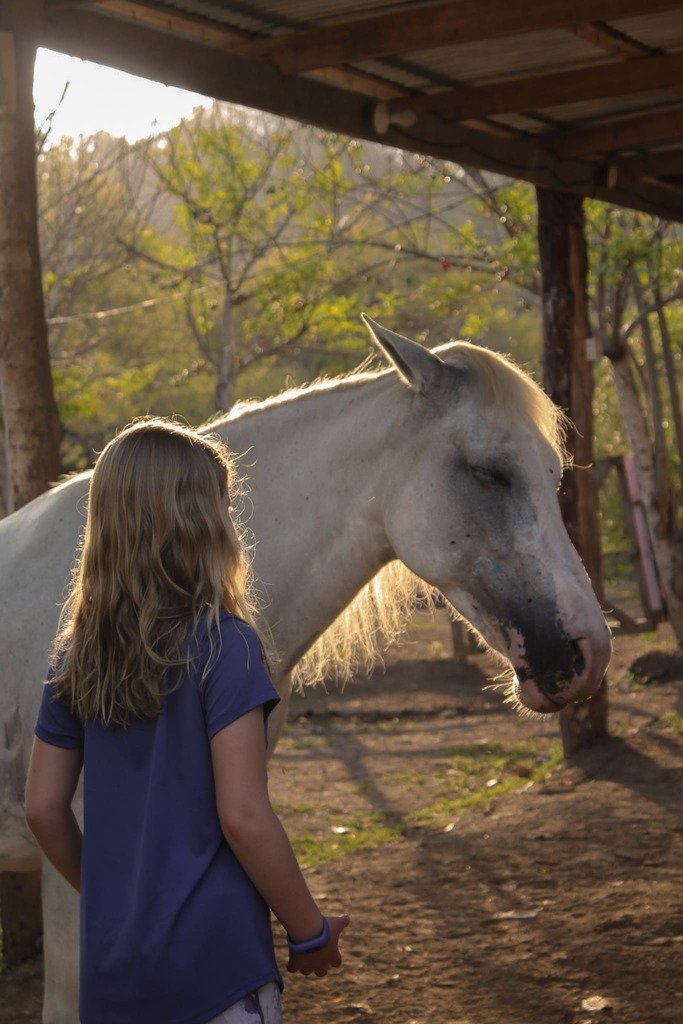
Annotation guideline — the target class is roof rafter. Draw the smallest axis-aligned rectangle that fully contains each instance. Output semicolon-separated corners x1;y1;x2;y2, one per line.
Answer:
245;0;683;74
386;52;683;122
46;0;405;101
610;148;683;185
567;21;683;102
549;107;683;158
569;20;657;58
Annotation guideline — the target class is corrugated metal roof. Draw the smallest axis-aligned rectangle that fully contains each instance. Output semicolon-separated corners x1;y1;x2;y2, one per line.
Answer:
256;0;409;24
39;0;683;221
352;59;435;91
157;0;412;33
157;1;268;33
538;92;683;126
387;31;609;85
613;10;683;49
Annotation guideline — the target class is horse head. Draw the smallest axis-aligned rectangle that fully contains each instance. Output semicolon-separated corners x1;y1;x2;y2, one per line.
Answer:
363;315;611;714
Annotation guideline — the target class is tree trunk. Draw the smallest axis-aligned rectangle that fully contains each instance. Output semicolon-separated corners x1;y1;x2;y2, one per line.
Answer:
604;344;683;646
653;285;683;476
0;2;60;968
632;277;672;534
215;289;235;412
536;187;608;756
0;19;61;514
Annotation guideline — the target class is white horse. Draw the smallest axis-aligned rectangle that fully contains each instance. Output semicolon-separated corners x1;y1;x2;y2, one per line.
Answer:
0;318;610;1022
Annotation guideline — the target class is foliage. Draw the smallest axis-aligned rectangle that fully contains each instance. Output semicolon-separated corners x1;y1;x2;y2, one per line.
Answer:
34;108;681;609
39;109;538;469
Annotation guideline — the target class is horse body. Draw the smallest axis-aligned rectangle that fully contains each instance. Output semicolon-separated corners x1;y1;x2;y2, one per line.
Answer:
0;321;610;1021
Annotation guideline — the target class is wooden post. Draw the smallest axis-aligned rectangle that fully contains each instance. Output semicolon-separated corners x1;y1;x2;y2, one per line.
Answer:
0;5;62;512
0;0;60;967
536;187;609;757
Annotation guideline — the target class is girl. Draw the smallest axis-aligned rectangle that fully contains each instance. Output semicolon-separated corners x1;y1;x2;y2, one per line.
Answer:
25;417;349;1024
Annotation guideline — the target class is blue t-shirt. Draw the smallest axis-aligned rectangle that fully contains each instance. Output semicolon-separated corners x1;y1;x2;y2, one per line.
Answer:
34;613;282;1024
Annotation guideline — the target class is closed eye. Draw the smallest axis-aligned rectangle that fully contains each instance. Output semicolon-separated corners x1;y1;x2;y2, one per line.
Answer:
470;465;511;489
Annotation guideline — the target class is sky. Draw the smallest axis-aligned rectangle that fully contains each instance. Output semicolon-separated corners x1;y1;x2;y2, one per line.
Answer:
34;48;209;143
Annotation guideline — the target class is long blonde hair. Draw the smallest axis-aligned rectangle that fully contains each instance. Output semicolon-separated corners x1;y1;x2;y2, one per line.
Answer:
51;417;261;727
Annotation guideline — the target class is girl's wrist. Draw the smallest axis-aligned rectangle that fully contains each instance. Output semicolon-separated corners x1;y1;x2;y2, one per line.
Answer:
287;916;329;954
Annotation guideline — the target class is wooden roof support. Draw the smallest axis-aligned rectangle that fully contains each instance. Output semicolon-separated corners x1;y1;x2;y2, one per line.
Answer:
386;52;683;122
246;0;683;75
536;186;608;756
569;20;656;58
609;148;683;186
550;107;683;158
46;0;405;101
568;22;683;102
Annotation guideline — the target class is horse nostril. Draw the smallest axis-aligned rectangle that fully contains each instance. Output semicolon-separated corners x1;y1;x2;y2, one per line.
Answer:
571;639;586;678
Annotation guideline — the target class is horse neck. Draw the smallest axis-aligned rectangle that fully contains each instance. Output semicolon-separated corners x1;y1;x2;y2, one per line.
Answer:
222;374;403;672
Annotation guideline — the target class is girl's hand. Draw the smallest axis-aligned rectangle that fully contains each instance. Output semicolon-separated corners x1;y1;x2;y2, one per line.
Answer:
286;915;350;978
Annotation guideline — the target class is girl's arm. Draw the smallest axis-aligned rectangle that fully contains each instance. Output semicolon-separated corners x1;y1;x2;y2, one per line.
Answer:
210;707;349;975
24;738;83;892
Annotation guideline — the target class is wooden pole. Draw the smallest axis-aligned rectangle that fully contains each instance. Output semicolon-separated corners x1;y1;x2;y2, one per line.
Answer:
0;7;62;513
536;186;609;756
0;0;61;967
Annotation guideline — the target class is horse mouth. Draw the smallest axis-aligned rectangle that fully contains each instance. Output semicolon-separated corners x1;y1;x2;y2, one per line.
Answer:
514;676;569;714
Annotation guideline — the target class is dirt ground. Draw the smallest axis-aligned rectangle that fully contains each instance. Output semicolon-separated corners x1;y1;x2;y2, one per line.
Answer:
2;612;682;1024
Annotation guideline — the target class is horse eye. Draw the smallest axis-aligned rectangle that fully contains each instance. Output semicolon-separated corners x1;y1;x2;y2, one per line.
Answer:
471;465;511;489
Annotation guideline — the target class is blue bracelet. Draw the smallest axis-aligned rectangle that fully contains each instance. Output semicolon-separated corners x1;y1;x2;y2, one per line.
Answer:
287;917;330;955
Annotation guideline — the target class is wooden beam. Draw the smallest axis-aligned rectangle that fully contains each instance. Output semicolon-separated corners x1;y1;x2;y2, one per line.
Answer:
570;20;656;59
39;7;683;222
610;148;683;186
550;107;683;158
50;0;405;102
536;187;608;755
389;52;683;122
569;22;683;102
245;0;683;75
56;0;251;48
0;31;17;113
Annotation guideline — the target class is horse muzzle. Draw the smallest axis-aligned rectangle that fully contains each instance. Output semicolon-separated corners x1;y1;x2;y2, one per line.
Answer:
510;631;612;714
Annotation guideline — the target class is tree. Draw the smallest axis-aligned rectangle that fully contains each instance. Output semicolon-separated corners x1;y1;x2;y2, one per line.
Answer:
588;206;683;644
37;131;184;467
127;106;525;411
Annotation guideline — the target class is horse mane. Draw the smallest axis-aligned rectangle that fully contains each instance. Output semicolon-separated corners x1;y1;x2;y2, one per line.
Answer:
210;340;568;689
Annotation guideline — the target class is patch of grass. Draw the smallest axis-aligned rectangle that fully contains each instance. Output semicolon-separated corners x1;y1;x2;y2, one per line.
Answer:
276;801;314;815
286;732;332;752
288;738;564;867
661;710;683;734
292;811;406;868
384;770;427;787
411;738;563;829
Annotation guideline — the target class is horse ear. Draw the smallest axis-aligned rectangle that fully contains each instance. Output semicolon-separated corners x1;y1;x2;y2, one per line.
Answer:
361;314;445;395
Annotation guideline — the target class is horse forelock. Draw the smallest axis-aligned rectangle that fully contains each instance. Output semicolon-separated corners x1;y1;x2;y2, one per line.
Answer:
433;341;569;466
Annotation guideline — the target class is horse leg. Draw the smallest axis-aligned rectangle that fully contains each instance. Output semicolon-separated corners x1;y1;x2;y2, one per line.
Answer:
266;673;292;757
41;858;80;1023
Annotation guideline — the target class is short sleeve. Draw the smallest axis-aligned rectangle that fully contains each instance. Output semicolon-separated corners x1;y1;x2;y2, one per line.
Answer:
34;674;85;749
201;616;280;742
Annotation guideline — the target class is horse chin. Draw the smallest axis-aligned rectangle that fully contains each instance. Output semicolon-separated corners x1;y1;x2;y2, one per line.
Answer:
515;677;568;715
